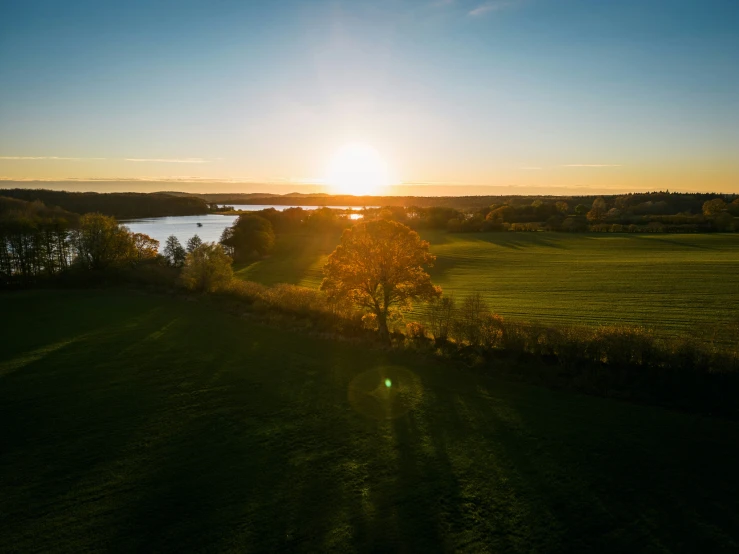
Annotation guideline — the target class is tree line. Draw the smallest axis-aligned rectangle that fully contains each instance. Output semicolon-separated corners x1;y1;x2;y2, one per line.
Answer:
0;196;164;282
190;190;737;211
383;195;739;233
216;196;739;237
0;189;210;219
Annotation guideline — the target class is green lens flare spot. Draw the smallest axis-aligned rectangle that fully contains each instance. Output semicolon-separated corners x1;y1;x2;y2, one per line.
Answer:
384;378;392;388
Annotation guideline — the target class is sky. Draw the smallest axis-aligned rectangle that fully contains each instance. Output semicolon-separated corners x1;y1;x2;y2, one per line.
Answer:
1;0;738;194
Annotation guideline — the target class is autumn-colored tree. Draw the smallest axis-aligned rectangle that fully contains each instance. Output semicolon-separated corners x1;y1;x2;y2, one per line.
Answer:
131;233;159;261
71;213;134;269
321;219;441;342
180;242;233;292
703;198;727;216
587;197;608;223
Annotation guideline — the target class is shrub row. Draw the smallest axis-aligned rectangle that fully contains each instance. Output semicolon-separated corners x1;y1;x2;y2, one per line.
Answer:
410;293;739;415
212;282;739;416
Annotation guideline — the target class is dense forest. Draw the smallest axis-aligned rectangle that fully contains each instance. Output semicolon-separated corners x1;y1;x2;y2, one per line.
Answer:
0;189;210;219
193;191;738;211
0;196;160;282
239;195;739;234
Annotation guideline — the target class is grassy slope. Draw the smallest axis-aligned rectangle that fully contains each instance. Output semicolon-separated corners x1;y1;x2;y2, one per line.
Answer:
1;290;739;553
234;231;341;287
235;231;739;336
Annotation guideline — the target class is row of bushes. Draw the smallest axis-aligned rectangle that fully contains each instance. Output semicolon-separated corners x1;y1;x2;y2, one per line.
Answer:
20;239;738;417
192;278;739;416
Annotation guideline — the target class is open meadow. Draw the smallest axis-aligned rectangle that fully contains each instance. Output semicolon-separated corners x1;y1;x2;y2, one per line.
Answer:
236;231;739;337
2;290;739;552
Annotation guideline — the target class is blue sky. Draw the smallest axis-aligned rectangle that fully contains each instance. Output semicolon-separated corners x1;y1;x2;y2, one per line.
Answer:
1;0;737;192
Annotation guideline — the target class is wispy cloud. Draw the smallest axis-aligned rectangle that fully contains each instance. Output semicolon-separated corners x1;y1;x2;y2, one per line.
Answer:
0;156;105;161
124;158;210;164
562;164;622;168
0;156;213;164
469;1;517;17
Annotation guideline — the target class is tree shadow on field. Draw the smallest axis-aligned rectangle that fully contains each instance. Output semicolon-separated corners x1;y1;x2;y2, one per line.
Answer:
632;235;716;250
0;310;179;551
234;231;340;286
338;367;542;552
470;233;569;250
421;231;453;246
9;292;739;552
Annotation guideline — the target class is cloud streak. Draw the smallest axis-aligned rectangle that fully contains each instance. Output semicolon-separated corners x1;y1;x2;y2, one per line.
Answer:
0;156;106;161
0;156;212;164
468;1;517;17
124;158;210;164
562;164;622;168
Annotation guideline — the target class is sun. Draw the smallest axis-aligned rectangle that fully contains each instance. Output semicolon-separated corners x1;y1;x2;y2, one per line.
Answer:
325;143;392;196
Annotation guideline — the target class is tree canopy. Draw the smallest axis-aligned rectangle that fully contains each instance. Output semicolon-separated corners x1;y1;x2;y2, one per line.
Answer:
0;189;208;219
72;213;153;270
163;235;187;267
180;242;233;292
321;219;441;341
220;214;275;262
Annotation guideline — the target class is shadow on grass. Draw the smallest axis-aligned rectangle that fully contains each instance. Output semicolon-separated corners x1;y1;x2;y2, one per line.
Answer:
632;234;717;250
234;231;341;286
467;233;570;250
3;291;739;552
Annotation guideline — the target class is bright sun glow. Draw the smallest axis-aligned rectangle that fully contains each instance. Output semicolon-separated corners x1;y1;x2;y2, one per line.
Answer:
326;143;392;196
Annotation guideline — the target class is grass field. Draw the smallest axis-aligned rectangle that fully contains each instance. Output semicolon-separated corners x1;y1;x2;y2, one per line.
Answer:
2;290;739;552
236;231;739;336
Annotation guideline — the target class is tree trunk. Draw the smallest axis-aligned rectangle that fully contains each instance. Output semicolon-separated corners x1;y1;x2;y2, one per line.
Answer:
377;312;390;345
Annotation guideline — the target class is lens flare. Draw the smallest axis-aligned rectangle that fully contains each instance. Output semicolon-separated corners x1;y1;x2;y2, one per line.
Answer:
348;366;422;420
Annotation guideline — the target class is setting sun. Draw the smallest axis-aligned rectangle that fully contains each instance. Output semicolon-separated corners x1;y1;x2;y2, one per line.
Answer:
325;143;392;196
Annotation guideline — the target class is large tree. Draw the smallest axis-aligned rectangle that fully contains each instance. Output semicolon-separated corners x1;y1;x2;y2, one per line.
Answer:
131;233;159;261
321;219;441;341
180;242;233;292
586;197;608;223
163;235;186;267
220;214;275;262
71;213;134;270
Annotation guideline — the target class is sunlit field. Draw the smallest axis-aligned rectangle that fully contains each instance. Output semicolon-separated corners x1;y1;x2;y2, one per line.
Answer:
2;290;739;552
236;231;739;337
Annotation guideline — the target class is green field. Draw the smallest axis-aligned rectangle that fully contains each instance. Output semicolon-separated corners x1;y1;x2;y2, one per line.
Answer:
2;290;739;552
236;231;739;336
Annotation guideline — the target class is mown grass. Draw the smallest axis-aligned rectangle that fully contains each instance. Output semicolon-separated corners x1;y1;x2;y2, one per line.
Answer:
2;290;739;552
235;231;739;337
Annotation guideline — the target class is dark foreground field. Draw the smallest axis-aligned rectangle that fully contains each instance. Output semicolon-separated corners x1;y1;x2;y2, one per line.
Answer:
2;291;739;552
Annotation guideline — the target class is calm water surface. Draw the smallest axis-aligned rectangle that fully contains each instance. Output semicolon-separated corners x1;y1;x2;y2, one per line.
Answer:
123;205;371;250
123;214;238;249
224;204;372;211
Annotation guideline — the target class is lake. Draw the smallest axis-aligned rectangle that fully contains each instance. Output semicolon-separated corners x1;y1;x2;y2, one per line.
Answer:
123;205;371;250
123;214;239;248
223;204;373;211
